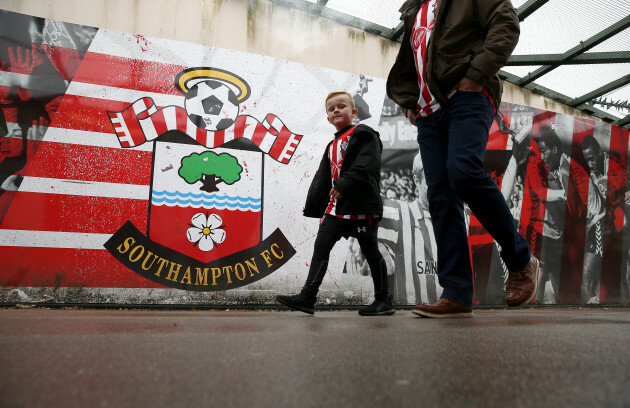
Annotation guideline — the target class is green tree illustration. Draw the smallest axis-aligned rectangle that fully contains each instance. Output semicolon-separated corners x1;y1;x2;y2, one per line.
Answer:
179;151;243;193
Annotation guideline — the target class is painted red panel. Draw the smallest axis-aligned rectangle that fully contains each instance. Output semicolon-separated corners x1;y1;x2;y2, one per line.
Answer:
601;125;630;302
0;247;165;288
0;192;147;234
23;141;152;185
72;51;185;95
148;205;261;263
519;110;555;255
51;94;132;132
487;112;510;151
558;118;591;303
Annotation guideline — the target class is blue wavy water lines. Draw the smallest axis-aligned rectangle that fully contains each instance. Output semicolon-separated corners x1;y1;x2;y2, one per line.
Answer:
151;190;261;211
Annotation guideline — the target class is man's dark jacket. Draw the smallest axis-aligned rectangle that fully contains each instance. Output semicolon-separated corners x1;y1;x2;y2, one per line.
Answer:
303;124;383;218
386;0;520;111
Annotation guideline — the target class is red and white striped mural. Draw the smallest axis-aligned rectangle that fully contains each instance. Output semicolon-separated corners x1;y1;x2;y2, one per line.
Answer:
0;9;628;305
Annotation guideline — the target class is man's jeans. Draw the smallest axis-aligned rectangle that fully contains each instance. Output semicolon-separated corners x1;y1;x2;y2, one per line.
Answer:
417;91;530;306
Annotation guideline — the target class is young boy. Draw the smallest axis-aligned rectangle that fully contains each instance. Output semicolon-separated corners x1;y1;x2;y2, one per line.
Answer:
276;91;393;316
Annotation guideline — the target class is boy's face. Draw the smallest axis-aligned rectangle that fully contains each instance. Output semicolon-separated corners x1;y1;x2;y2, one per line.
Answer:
326;94;357;131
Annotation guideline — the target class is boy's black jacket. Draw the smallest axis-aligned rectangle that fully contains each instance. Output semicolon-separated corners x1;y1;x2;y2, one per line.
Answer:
303;124;383;218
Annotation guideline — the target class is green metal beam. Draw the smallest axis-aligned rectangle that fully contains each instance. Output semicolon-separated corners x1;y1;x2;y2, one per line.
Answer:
507;51;630;66
516;0;549;21
390;22;405;42
267;0;321;14
517;14;630;87
615;115;630;128
268;0;393;37
315;0;328;14
570;74;630;108
317;7;391;36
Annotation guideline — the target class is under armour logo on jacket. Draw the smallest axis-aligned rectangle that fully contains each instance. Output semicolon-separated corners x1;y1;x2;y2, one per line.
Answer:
357;226;367;233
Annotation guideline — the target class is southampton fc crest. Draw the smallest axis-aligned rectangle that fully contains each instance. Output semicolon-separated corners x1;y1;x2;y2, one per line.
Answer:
103;67;300;291
149;142;265;265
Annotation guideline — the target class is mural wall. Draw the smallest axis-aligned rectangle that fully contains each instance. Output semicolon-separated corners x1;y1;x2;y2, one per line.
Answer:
1;9;629;306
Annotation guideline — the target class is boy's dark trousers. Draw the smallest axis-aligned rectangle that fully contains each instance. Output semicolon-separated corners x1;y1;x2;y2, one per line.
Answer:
301;215;388;300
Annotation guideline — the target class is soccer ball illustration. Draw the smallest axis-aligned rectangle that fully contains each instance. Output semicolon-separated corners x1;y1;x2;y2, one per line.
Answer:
185;80;240;131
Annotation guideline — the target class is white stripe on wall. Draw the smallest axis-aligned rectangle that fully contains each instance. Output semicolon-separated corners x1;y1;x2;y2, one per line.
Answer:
0;229;111;249
44;127;154;151
67;81;184;106
18;177;149;199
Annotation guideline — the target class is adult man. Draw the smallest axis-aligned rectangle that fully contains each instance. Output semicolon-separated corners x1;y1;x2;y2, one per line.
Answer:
534;126;588;303
580;135;627;303
386;0;538;317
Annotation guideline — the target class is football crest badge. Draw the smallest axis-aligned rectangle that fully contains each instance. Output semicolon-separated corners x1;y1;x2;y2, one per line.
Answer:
104;67;300;291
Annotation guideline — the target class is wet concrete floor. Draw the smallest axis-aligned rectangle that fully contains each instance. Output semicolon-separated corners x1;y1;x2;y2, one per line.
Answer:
1;307;629;408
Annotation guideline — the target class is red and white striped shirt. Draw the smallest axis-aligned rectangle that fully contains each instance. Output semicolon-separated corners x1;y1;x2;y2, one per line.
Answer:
411;0;443;117
411;0;495;116
324;126;374;220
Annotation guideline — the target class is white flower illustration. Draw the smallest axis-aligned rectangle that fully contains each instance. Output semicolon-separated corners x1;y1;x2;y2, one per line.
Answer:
186;212;226;252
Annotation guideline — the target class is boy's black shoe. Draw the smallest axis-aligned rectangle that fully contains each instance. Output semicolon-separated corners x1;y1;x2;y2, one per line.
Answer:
358;296;395;316
276;293;316;315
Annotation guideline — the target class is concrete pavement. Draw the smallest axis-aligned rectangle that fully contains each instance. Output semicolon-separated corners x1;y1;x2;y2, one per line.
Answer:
1;307;629;408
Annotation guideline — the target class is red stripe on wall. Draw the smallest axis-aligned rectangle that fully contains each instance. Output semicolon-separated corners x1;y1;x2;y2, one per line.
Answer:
558;117;591;304
0;247;166;288
23;141;152;185
176;107;189;131
268;126;292;161
52;94;131;133
72;51;185;96
213;130;225;147
40;44;83;81
487;113;510;151
518;112;553;248
150;108;170;137
195;126;207;146
251;122;268;147
0;192;148;234
119;99;151;146
519;110;554;304
601;125;630;302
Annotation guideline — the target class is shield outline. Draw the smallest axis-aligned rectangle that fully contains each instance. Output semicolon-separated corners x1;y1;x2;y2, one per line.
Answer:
147;133;264;263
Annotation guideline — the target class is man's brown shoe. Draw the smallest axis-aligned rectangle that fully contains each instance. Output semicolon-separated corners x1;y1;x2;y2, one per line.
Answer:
505;255;540;308
412;299;473;318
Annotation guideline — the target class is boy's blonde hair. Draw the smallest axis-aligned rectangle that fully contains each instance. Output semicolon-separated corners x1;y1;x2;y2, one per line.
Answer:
325;91;355;110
